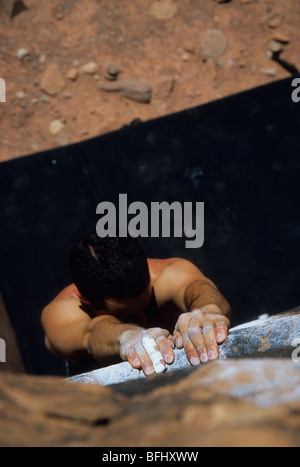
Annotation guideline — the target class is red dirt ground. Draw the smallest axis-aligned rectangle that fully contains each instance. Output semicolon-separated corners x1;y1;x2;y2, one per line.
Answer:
0;0;299;162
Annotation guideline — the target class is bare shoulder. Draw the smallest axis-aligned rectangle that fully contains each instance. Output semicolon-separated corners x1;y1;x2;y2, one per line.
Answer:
147;257;192;286
41;288;93;359
149;257;214;307
52;284;81;301
42;286;91;332
147;258;174;282
148;257;205;281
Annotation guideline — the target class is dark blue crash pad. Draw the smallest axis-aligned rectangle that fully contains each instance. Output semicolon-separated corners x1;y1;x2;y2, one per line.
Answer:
0;75;299;376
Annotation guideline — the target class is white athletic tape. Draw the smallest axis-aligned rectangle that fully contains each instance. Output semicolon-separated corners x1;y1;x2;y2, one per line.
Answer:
142;335;166;374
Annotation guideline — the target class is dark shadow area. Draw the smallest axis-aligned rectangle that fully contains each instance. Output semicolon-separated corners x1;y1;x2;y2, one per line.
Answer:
0;75;299;376
110;365;198;399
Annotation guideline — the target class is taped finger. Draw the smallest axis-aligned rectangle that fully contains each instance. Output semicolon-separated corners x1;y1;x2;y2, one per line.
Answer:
142;335;166;374
134;342;156;376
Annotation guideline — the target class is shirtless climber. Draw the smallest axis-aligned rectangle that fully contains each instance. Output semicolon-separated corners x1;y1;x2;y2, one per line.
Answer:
42;231;231;376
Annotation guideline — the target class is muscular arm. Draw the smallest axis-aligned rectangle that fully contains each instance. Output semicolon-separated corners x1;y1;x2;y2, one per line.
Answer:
41;288;174;375
154;258;230;316
183;279;231;319
41;294;144;364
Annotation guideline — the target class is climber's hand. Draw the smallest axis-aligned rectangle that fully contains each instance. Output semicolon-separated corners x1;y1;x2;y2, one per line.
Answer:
118;327;175;376
173;305;230;366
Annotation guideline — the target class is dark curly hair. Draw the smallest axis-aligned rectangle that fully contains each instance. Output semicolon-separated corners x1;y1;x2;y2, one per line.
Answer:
69;231;150;306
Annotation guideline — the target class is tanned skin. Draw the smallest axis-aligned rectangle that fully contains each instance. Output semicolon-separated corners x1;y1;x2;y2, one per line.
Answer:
42;258;231;376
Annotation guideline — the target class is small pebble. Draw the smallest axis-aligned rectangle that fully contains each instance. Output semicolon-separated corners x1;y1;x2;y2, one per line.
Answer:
15;91;26;99
260;68;277;77
268;40;283;53
17;48;30;61
107;62;119;77
49;120;64;135
201;29;228;58
80;62;98;75
66;68;78;81
39;53;47;64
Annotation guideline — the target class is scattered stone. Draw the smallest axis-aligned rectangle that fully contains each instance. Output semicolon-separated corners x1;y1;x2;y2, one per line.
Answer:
65;68;78;81
49;120;64;136
16;48;31;61
268;40;283;54
98;77;152;104
107;62;119;79
3;0;28;19
40;64;65;96
201;29;228;58
80;62;98;75
149;0;178;20
260;68;277;77
272;32;290;44
15;91;26;99
262;11;283;29
38;53;47;65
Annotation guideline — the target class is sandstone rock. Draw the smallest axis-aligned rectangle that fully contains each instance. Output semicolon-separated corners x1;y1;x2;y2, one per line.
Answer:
40;64;65;96
98;77;152;104
201;29;228;58
219;309;300;359
49;120;64;136
16;48;30;61
1;310;299;447
69;308;300;386
80;62;98;75
38;53;47;64
15;91;26;99
272;32;290;44
259;67;277;77
262;11;283;29
107;62;119;79
66;67;78;81
149;0;178;20
0;359;299;447
268;40;283;54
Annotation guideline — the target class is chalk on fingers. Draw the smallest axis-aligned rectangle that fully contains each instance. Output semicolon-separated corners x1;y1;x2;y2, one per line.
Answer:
142;335;166;374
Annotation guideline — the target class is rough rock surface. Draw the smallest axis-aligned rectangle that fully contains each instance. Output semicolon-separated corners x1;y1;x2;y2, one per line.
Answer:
69;308;300;386
0;359;299;447
0;309;299;447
